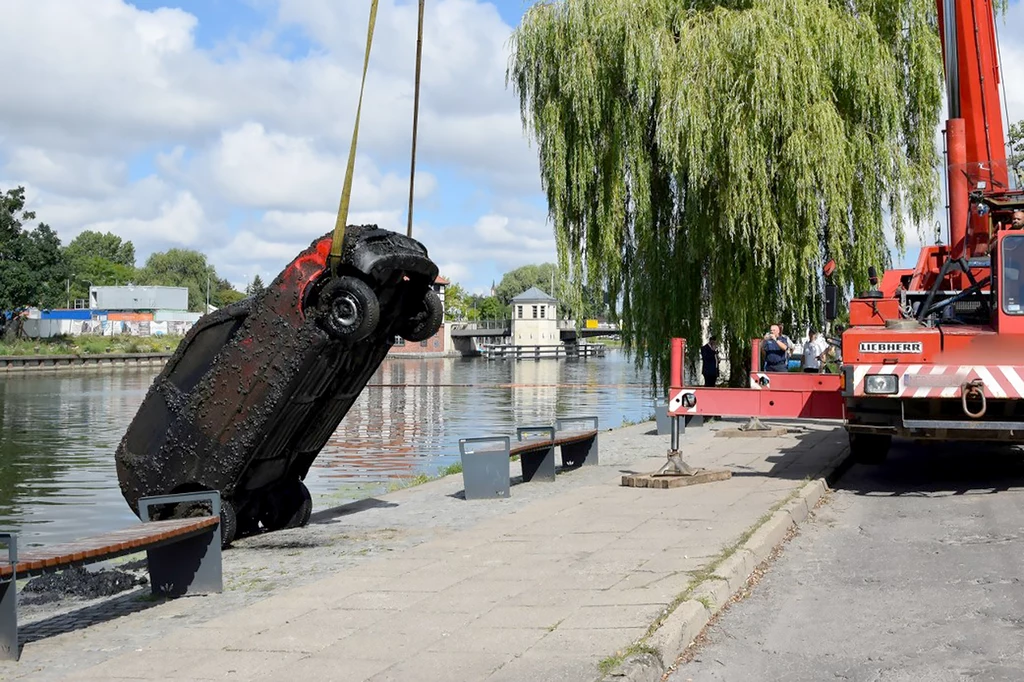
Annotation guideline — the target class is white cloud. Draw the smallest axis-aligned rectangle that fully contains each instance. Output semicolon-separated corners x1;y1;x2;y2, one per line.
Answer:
3;148;127;199
81;191;208;247
198;122;437;213
0;0;547;295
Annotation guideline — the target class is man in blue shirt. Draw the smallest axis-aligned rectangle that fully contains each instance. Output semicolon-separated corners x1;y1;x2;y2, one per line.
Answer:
762;324;790;372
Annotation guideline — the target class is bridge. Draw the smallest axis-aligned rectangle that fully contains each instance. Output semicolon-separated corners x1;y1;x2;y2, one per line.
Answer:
448;319;620;341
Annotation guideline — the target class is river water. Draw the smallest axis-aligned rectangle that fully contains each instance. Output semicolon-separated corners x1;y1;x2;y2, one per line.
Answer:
0;351;655;547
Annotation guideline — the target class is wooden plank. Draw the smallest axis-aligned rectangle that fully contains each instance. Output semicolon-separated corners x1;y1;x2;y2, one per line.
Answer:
508;430;597;458
1;517;219;579
621;469;732;489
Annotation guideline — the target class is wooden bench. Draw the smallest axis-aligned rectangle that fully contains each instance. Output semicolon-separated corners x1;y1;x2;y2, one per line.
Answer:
0;491;223;661
458;416;599;500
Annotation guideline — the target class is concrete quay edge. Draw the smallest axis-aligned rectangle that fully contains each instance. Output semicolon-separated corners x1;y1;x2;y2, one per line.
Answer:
601;443;852;682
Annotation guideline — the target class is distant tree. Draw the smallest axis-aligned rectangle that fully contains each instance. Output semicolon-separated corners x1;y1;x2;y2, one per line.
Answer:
138;249;216;312
65;230;135;268
1010;120;1024;187
494;263;608;320
477;296;505;320
246;274;266;296
0;186;69;311
62;230;137;302
442;281;469;321
215;278;245;307
494;263;559;307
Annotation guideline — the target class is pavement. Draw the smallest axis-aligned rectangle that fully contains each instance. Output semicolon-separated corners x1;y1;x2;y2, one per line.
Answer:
6;417;849;682
669;438;1024;682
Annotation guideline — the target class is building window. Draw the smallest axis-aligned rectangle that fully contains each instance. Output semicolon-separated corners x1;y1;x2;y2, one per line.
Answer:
540;305;546;319
517;305;523;319
394;336;405;346
420;340;428;347
532;305;538;319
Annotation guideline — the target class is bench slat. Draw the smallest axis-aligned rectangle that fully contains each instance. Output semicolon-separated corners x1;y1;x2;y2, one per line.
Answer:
509;429;598;457
0;517;218;579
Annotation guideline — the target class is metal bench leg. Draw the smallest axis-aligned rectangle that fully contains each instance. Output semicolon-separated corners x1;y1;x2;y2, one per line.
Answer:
555;416;600;466
521;446;556;482
459;437;511;500
560;435;598;467
138;492;223;597
0;533;18;661
518;427;556;482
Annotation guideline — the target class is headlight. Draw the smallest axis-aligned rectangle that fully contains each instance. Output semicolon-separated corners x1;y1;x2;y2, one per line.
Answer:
864;374;898;395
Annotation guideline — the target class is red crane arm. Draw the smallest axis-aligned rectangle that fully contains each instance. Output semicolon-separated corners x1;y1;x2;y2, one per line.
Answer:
937;0;1008;259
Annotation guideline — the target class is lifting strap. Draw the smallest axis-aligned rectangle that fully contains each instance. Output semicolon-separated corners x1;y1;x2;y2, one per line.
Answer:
406;0;425;238
329;0;379;273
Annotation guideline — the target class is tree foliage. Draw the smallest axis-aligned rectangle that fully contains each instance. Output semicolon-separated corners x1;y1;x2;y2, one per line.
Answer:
246;274;266;296
494;263;560;307
137;249;241;312
509;0;944;387
65;230;135;268
63;230;138;302
1009;119;1024;187
442;281;470;320
0;187;70;311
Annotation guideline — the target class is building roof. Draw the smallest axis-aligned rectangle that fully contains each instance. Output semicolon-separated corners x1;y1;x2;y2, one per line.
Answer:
435;275;450;285
512;287;556;302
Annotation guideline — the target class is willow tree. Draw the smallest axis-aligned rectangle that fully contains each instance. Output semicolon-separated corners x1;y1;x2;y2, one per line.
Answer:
509;0;944;387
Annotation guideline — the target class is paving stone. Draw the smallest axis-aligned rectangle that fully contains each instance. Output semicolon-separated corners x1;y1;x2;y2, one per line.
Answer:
369;651;512;682
251;657;391;682
529;625;650;657
174;650;305;680
475;603;581;630
423;626;550;655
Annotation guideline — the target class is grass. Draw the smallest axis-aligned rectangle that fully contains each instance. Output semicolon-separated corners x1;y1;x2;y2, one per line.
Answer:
0;335;184;356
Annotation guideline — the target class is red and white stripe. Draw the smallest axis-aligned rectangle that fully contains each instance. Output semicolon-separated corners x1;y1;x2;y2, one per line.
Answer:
852;364;1024;399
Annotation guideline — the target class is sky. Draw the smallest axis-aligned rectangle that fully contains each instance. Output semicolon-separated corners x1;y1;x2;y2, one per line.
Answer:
1;0;1023;296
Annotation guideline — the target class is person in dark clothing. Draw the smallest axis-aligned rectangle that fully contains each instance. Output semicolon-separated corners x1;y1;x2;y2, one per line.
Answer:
762;324;790;372
701;335;720;387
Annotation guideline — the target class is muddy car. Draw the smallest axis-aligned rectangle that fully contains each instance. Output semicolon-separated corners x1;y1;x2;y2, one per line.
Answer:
115;226;442;545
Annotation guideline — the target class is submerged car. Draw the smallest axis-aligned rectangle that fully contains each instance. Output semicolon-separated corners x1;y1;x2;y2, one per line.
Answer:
115;225;443;545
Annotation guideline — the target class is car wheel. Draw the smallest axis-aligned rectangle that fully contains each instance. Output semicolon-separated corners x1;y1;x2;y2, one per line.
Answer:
319;276;380;342
220;499;238;548
259;480;313;532
400;289;444;342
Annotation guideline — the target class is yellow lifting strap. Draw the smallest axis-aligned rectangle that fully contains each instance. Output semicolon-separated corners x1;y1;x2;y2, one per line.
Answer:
329;0;379;272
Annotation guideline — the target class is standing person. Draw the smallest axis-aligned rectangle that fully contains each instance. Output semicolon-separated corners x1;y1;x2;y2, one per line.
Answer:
762;324;789;372
801;329;827;373
701;335;720;387
778;324;794;362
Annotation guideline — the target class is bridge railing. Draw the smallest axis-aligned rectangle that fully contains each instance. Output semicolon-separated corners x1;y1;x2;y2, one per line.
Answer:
450;319;510;331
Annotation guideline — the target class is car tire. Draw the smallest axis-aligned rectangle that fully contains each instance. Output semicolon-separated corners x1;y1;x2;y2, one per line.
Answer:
319;276;380;342
400;289;444;342
220;499;238;548
259;480;313;532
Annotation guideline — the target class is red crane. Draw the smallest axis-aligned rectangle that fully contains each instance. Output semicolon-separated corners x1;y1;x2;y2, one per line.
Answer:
665;0;1024;464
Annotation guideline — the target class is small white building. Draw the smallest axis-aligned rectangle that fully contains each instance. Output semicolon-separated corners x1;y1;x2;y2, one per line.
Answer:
511;287;559;346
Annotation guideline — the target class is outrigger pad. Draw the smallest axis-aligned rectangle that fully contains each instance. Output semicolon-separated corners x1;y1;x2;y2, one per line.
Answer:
114;226;441;546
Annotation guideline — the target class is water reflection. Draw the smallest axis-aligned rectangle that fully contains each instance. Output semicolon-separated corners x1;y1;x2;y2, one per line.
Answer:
0;351;653;545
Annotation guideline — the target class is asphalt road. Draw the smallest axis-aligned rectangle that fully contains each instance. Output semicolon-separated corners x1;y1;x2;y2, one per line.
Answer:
669;438;1024;682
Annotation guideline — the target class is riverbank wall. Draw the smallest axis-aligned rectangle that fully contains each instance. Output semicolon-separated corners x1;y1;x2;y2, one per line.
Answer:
0;349;465;373
0;353;173;373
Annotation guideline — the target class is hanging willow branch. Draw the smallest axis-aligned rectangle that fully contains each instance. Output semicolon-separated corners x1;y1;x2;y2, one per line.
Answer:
509;0;945;389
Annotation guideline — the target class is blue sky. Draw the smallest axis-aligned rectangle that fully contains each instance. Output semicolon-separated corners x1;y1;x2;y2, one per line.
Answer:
1;0;1023;295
